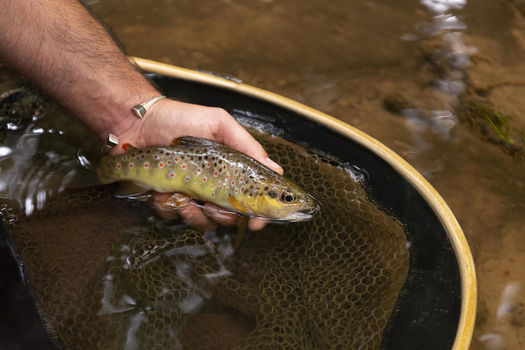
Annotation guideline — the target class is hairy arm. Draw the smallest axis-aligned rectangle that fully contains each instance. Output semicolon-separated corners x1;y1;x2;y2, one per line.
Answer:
0;0;154;140
0;0;282;231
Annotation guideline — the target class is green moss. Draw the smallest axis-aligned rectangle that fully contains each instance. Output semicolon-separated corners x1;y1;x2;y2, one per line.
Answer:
456;95;525;160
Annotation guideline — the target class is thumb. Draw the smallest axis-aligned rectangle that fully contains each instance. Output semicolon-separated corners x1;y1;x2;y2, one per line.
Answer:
215;113;284;175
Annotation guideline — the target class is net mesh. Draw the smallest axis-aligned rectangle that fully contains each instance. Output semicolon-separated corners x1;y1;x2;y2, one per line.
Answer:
2;91;410;350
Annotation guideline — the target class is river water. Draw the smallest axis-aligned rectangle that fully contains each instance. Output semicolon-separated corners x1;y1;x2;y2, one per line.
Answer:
2;0;525;349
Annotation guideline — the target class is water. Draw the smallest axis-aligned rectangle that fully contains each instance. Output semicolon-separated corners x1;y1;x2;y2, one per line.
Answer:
2;0;525;348
0;92;410;349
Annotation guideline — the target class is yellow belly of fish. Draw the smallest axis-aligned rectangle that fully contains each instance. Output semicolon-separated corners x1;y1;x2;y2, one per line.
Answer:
127;168;237;212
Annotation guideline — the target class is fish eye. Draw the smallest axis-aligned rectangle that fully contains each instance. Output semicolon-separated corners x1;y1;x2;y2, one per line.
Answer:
280;192;296;203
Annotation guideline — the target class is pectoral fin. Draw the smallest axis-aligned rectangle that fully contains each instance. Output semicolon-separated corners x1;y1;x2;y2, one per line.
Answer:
114;181;150;198
228;196;248;214
234;216;249;251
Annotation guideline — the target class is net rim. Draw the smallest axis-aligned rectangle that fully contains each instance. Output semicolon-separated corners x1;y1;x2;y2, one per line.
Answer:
130;56;477;350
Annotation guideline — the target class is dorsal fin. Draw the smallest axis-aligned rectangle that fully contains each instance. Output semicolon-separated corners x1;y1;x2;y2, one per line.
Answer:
171;136;219;147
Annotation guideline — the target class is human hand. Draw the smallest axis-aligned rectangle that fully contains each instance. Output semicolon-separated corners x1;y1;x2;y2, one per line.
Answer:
110;98;284;232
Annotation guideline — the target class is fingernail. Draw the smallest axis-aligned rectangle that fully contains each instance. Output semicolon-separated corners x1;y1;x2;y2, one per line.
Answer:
265;157;283;173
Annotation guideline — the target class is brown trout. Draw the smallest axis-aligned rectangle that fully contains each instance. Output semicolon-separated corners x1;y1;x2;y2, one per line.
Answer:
98;136;317;221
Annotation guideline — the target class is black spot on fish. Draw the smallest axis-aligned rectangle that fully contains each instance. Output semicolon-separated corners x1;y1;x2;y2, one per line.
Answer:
198;156;202;161
268;190;277;199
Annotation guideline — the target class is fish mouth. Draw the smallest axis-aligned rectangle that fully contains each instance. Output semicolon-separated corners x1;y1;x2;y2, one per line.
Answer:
284;211;313;222
281;205;319;222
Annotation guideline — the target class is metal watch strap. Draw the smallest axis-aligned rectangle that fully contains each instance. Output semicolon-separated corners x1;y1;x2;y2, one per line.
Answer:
103;95;165;153
102;133;119;153
131;95;166;119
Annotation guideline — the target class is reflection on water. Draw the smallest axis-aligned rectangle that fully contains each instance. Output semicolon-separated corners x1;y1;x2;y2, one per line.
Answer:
479;282;525;350
0;90;100;216
421;0;466;14
395;0;475;149
0;92;409;349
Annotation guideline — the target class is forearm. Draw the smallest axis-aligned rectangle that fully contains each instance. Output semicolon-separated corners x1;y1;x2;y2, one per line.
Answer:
0;0;157;140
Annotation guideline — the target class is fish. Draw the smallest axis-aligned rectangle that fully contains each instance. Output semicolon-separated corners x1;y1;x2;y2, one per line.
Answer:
97;136;318;221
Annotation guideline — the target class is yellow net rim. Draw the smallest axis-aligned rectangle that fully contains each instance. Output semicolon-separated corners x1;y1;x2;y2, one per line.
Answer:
130;56;477;350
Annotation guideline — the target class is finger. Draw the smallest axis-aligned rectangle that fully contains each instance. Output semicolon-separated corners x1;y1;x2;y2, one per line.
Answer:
152;192;217;232
202;203;239;226
153;192;192;209
248;217;268;231
177;202;218;233
153;204;179;220
152;192;181;220
215;112;284;175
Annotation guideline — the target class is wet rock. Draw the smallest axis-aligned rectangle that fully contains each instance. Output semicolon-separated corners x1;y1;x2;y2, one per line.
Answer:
511;302;525;328
511;0;525;17
382;93;414;115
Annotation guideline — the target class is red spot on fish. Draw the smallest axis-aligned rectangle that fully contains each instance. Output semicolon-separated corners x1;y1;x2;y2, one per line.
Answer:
129;163;134;168
185;176;190;182
214;171;218;177
239;178;244;183
144;162;149;168
159;162;164;168
170;172;175;178
174;157;179;162
202;177;207;183
182;164;187;169
217;181;222;186
116;164;121;169
231;180;235;185
197;168;201;174
154;154;159;160
206;163;211;168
